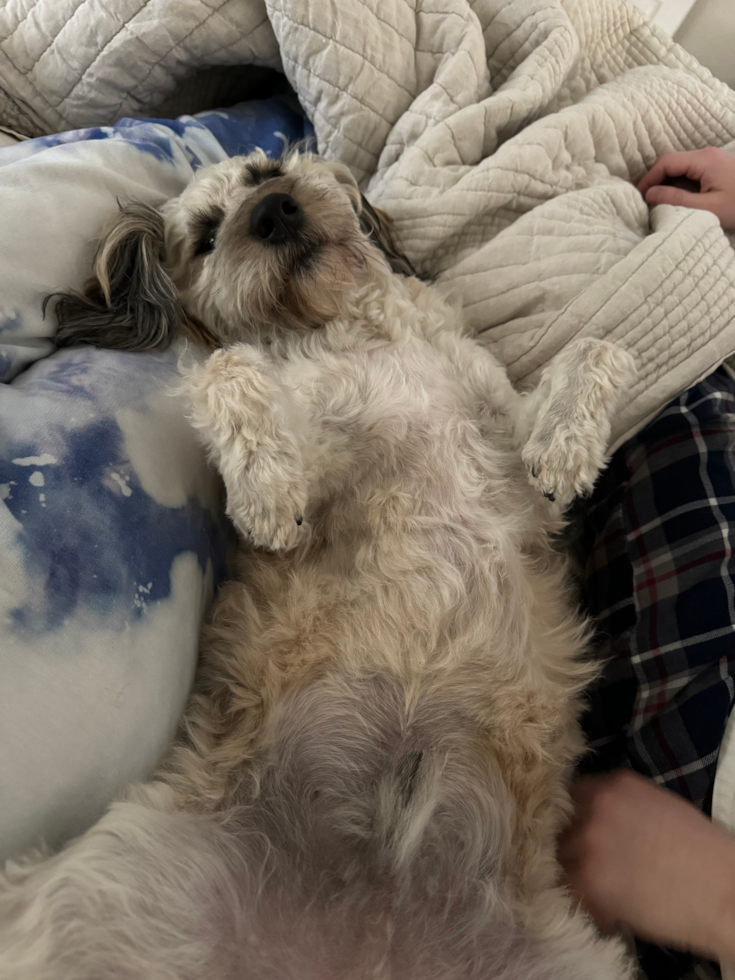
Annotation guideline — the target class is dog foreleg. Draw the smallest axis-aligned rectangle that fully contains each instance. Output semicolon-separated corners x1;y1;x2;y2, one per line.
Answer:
183;344;307;550
519;338;636;506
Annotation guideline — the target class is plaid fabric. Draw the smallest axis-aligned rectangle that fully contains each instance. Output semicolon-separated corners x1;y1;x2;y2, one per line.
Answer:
576;366;735;980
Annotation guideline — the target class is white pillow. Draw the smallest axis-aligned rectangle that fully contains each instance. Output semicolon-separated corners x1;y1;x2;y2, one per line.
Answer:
0;100;308;862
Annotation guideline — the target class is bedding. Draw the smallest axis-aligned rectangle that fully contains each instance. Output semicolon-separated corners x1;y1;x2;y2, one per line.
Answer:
578;368;735;980
0;99;309;863
2;1;735;448
3;0;735;880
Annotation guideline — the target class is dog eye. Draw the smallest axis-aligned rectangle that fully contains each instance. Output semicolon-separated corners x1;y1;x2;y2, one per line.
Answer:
245;162;283;185
196;232;217;256
192;207;224;257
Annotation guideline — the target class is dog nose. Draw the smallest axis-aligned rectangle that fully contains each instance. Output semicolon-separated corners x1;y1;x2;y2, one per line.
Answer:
250;193;303;244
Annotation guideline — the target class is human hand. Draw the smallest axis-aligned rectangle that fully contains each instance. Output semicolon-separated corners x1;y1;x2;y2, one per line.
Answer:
558;770;735;963
637;147;735;230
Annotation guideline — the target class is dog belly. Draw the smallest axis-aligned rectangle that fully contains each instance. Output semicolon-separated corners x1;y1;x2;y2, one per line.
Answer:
190;509;589;887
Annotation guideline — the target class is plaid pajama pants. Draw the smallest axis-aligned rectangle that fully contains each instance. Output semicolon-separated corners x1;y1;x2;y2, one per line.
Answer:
576;366;735;980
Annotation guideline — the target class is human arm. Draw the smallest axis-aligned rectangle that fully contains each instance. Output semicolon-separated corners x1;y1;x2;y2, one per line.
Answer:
558;769;735;963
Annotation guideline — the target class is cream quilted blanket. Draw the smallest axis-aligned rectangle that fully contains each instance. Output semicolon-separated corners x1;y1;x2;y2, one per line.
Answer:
2;0;735;447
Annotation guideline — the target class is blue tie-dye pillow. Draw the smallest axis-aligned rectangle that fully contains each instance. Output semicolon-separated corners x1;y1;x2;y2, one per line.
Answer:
0;99;310;862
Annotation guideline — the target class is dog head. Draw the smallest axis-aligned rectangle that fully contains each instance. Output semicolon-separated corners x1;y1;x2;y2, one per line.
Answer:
51;150;417;351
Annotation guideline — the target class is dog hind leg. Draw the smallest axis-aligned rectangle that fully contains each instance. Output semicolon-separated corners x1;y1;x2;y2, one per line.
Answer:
0;797;247;980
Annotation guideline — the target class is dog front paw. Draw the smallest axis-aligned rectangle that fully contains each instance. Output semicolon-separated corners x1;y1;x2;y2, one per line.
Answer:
522;433;604;505
222;430;308;551
227;475;307;552
182;343;310;551
522;340;636;506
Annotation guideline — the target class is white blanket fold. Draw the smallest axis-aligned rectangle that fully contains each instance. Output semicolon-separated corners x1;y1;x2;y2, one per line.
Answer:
2;0;735;444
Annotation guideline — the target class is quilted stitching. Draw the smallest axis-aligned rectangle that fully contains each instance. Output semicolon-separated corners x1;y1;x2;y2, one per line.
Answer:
0;0;281;129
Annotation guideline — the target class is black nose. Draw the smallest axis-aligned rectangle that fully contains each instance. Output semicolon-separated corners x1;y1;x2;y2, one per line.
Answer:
250;193;303;244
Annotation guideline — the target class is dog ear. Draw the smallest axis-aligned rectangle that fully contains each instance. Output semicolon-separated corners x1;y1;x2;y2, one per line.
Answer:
321;158;423;279
321;159;362;211
357;195;424;280
48;202;183;351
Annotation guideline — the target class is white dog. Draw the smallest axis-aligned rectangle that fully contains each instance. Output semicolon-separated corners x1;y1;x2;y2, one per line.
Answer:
1;149;636;980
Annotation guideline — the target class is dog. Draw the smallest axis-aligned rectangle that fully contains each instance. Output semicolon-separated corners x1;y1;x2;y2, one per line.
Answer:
0;148;636;979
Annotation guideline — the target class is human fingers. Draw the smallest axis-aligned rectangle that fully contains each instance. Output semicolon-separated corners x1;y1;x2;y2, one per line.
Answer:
637;150;712;197
644;186;735;227
558;771;735;957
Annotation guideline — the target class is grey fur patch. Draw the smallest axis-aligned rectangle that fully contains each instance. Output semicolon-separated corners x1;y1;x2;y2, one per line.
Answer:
48;202;183;351
358;195;428;281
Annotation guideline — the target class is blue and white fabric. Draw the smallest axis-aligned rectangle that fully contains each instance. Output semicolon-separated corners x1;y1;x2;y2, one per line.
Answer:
0;98;310;863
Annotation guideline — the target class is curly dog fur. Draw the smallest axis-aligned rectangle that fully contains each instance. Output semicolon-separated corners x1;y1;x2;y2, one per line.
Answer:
0;149;636;979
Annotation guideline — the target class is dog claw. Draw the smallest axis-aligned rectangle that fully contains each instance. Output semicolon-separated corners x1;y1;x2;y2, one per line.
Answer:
543;491;556;502
295;515;303;526
531;464;539;478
